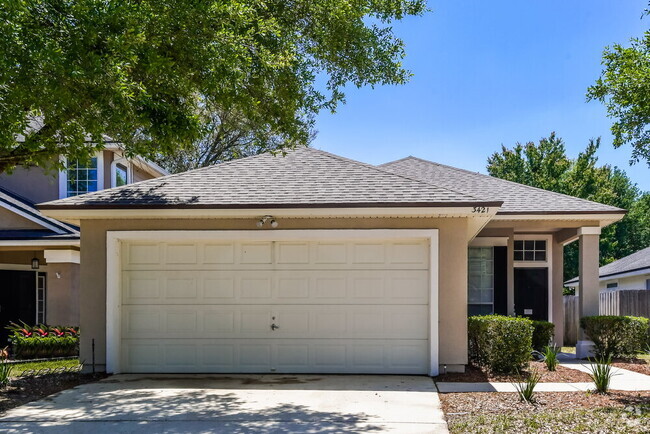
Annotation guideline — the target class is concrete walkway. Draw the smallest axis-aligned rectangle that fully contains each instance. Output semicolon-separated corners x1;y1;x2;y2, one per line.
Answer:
0;374;448;433
437;357;650;393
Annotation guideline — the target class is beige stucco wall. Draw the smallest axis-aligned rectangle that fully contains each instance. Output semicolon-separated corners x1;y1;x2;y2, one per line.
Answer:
0;250;45;265
46;262;80;326
0;166;59;204
132;165;155;182
78;217;470;372
0;207;43;230
551;235;565;346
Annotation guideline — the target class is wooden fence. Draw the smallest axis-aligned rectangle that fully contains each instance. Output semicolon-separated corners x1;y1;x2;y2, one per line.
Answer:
600;289;650;317
563;295;579;346
563;290;650;345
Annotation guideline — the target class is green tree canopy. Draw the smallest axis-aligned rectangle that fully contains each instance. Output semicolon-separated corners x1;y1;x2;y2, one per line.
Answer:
587;9;650;165
487;133;649;281
0;0;426;173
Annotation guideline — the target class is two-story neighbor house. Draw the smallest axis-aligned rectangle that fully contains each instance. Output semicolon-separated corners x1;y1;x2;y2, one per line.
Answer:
0;146;167;342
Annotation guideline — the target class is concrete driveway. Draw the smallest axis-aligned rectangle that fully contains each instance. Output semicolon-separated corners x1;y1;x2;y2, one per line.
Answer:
0;374;448;433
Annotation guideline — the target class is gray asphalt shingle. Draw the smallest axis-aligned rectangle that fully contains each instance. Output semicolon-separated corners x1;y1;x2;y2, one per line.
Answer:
40;148;496;209
380;156;624;214
566;246;650;283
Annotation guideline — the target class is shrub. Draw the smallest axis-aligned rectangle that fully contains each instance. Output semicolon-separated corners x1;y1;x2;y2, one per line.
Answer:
0;348;9;387
580;316;649;359
531;320;555;351
468;315;533;374
540;345;560;371
6;323;79;360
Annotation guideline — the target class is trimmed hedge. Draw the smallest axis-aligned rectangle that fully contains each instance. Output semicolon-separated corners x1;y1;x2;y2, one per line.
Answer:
7;324;79;360
468;315;533;373
531;320;555;351
580;315;649;359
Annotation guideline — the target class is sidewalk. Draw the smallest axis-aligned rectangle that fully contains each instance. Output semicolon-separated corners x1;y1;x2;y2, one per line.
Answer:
436;354;650;393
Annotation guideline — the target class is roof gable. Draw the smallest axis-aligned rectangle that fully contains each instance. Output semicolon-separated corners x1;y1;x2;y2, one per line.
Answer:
380;156;624;215
39;148;499;209
0;187;79;235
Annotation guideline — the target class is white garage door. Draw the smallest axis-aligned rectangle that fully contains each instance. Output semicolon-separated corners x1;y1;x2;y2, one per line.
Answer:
118;235;432;374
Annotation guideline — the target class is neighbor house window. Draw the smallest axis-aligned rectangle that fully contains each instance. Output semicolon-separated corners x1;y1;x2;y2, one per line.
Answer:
646;279;650;290
115;163;128;187
66;157;98;197
514;240;546;261
606;282;618;289
468;247;494;316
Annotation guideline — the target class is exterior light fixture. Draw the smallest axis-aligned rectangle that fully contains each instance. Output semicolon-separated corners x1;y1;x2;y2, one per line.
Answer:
31;256;40;270
257;215;278;228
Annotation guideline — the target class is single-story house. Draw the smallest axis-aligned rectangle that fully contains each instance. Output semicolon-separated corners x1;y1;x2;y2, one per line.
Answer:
565;246;650;291
39;148;625;375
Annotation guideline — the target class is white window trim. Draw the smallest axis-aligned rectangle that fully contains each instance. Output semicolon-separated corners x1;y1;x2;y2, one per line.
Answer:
513;234;553;322
105;229;440;376
58;153;104;199
110;157;131;188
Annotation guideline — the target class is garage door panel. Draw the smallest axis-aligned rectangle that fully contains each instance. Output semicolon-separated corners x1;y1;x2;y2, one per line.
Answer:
122;240;429;271
120;236;432;374
123;270;428;305
121;339;428;374
121;305;427;340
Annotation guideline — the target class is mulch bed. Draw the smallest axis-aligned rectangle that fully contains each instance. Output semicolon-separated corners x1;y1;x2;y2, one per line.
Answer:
441;391;650;433
434;361;592;383
0;372;107;414
441;390;650;422
613;360;650;376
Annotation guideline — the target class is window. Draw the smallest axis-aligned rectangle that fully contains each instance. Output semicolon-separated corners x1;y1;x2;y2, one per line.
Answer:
514;240;546;261
36;272;46;324
66;157;98;197
468;247;494;316
606;282;618;289
646;279;650;290
115;163;128;187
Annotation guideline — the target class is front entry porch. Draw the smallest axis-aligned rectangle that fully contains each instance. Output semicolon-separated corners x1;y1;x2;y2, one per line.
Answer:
471;224;602;353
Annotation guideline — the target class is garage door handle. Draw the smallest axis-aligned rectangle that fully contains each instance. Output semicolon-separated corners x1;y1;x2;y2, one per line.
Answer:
271;323;280;331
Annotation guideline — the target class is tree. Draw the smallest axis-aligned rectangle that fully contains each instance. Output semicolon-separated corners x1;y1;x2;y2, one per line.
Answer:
587;9;650;165
487;133;648;281
154;107;316;173
0;0;426;173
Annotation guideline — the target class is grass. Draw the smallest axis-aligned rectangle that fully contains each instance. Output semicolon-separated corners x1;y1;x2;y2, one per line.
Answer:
561;346;576;354
9;359;80;377
448;407;650;433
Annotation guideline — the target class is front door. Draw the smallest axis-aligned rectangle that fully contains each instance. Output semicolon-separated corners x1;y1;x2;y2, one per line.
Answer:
0;270;37;345
514;268;548;321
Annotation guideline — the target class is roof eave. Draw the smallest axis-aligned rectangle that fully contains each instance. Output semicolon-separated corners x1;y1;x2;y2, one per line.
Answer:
38;200;504;210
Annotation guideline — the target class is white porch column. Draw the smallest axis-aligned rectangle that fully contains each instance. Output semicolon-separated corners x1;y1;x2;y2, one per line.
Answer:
576;227;600;358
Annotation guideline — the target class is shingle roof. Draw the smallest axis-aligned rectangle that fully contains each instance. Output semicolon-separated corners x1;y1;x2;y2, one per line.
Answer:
380;156;625;215
0;187;79;236
566;246;650;284
39;148;499;209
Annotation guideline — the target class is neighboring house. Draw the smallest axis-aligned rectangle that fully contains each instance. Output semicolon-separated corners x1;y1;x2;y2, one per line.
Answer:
0;146;167;343
39;148;624;375
565;246;650;291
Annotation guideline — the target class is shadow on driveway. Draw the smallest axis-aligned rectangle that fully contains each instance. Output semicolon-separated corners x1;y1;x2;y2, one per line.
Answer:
0;374;448;433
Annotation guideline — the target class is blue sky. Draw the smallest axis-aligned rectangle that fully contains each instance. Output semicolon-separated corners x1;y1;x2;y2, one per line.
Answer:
313;0;649;189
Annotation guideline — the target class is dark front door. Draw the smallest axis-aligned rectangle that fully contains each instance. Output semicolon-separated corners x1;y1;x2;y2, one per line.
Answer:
514;268;548;321
0;270;37;345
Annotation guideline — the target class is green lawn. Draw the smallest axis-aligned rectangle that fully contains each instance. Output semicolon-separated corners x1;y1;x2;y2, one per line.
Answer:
9;359;81;377
448;408;650;433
